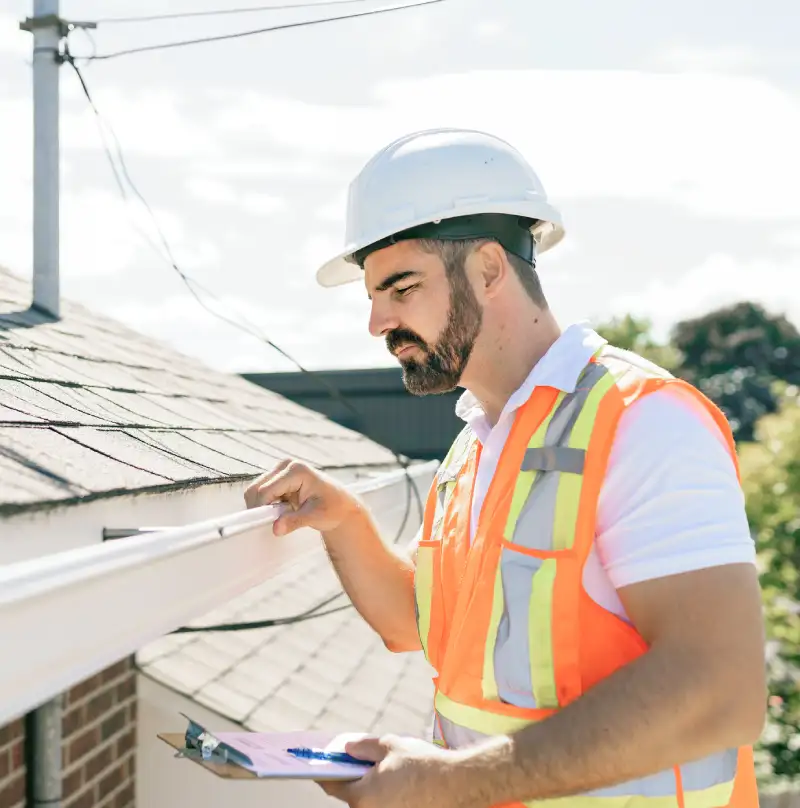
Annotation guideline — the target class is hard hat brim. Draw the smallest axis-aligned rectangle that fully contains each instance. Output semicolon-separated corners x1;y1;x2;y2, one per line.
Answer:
315;201;566;288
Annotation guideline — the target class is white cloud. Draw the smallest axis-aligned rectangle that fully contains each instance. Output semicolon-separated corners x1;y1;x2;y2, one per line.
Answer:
196;156;341;181
240;192;285;217
314;190;347;223
0;12;28;57
213;69;800;220
609;252;800;340
772;229;800;250
651;43;761;73
473;20;507;39
186;177;283;216
187;177;238;205
62;88;219;160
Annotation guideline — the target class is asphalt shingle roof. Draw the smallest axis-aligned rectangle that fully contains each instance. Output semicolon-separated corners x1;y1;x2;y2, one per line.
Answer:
0;265;398;516
138;548;435;738
1;264;435;739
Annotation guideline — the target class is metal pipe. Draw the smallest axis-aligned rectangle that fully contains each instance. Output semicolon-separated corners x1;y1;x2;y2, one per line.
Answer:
26;694;63;808
23;4;64;802
30;0;61;317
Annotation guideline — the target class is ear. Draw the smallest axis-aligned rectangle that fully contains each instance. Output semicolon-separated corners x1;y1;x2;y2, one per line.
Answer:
473;241;509;299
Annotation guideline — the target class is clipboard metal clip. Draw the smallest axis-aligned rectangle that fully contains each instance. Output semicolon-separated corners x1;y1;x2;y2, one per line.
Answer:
175;713;229;762
174;712;253;770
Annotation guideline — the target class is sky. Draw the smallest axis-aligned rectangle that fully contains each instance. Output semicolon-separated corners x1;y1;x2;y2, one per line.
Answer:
1;0;799;374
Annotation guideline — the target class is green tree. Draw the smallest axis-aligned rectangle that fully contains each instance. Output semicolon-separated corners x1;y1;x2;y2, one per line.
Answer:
739;386;800;782
597;307;800;782
671;303;800;441
593;314;681;371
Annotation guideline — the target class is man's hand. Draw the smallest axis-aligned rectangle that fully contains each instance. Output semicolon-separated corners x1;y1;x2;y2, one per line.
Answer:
318;735;472;808
244;459;363;537
245;459;422;650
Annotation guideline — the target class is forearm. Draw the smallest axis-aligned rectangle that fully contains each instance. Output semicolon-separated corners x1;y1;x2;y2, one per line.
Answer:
322;502;420;652
453;642;765;807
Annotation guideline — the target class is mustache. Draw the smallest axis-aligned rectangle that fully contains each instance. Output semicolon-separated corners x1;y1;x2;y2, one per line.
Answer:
386;328;427;355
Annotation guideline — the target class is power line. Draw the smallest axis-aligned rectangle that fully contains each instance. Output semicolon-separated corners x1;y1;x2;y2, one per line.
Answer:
64;47;364;423
86;0;445;61
63;47;425;633
96;0;388;25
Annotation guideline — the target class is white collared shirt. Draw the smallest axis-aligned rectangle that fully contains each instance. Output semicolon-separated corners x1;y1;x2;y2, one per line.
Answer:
444;322;756;622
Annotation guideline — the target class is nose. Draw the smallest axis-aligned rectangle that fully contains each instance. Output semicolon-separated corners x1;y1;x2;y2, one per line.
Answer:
368;298;399;339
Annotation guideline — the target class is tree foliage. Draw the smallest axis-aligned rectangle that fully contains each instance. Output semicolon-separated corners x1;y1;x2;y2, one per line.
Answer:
672;303;800;441
593;314;682;371
596;305;800;782
739;387;800;782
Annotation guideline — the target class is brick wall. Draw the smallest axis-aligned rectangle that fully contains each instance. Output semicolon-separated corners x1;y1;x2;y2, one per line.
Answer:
62;657;137;808
0;656;136;808
0;720;25;808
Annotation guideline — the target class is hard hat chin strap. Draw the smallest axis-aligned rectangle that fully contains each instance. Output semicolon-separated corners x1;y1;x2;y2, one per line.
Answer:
350;213;538;269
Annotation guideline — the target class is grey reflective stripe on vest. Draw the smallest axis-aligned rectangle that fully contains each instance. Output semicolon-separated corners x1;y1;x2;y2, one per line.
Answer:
494;548;543;708
435;711;737;800
521;446;586;474
509;360;609;553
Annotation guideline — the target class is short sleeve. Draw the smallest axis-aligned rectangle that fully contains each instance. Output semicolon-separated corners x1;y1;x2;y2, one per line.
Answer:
595;386;757;590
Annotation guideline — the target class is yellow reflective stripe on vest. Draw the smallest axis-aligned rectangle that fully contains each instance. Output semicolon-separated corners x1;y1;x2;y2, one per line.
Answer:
435;690;535;736
552;368;618;550
482;563;505;702
522;785;735;808
415;545;435;659
529;558;558;707
436;696;737;808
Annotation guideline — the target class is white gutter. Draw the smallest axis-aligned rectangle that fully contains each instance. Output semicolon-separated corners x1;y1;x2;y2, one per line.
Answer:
0;460;436;728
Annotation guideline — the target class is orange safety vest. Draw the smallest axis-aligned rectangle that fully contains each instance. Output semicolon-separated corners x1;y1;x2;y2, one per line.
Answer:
414;346;758;808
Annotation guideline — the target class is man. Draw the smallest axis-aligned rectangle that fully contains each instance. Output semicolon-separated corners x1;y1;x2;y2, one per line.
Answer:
245;129;766;808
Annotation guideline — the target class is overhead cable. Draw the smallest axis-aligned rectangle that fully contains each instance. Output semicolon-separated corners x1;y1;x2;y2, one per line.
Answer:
63;45;425;633
96;0;390;25
86;0;445;61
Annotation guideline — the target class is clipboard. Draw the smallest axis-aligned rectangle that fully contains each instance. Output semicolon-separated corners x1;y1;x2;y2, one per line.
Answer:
159;713;372;781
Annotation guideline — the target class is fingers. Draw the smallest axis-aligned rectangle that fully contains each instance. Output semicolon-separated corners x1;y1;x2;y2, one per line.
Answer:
244;458;291;509
344;736;392;762
245;459;308;510
316;779;358;802
272;496;319;536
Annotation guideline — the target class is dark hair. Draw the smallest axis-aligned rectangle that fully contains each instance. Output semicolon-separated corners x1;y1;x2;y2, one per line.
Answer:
417;237;548;308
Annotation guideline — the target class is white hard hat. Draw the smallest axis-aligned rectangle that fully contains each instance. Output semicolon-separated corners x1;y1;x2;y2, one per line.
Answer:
315;127;565;288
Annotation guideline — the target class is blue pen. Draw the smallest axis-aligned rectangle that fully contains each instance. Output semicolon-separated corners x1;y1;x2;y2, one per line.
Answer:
286;747;374;766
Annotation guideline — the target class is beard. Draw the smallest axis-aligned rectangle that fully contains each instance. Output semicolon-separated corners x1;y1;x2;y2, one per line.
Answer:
385;270;483;396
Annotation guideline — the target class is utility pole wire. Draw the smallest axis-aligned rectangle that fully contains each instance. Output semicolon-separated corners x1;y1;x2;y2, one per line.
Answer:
85;0;445;61
63;47;425;633
96;0;388;25
63;45;369;422
63;46;424;516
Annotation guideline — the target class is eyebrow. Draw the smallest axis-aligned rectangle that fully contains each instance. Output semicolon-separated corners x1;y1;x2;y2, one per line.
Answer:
369;270;420;297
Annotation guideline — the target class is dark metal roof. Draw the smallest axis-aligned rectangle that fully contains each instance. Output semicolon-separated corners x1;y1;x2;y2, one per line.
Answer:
0;265;397;516
243;367;464;462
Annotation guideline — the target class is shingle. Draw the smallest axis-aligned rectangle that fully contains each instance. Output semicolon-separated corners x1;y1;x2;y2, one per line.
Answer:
48;427;215;482
0;426;168;500
0;379;109;425
137;545;437;736
97;389;199;426
0;403;46;424
195;682;258;723
123;430;239;476
0;448;88;504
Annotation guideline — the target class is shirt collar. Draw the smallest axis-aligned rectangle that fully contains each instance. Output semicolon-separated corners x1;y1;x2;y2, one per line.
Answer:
455;322;607;438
